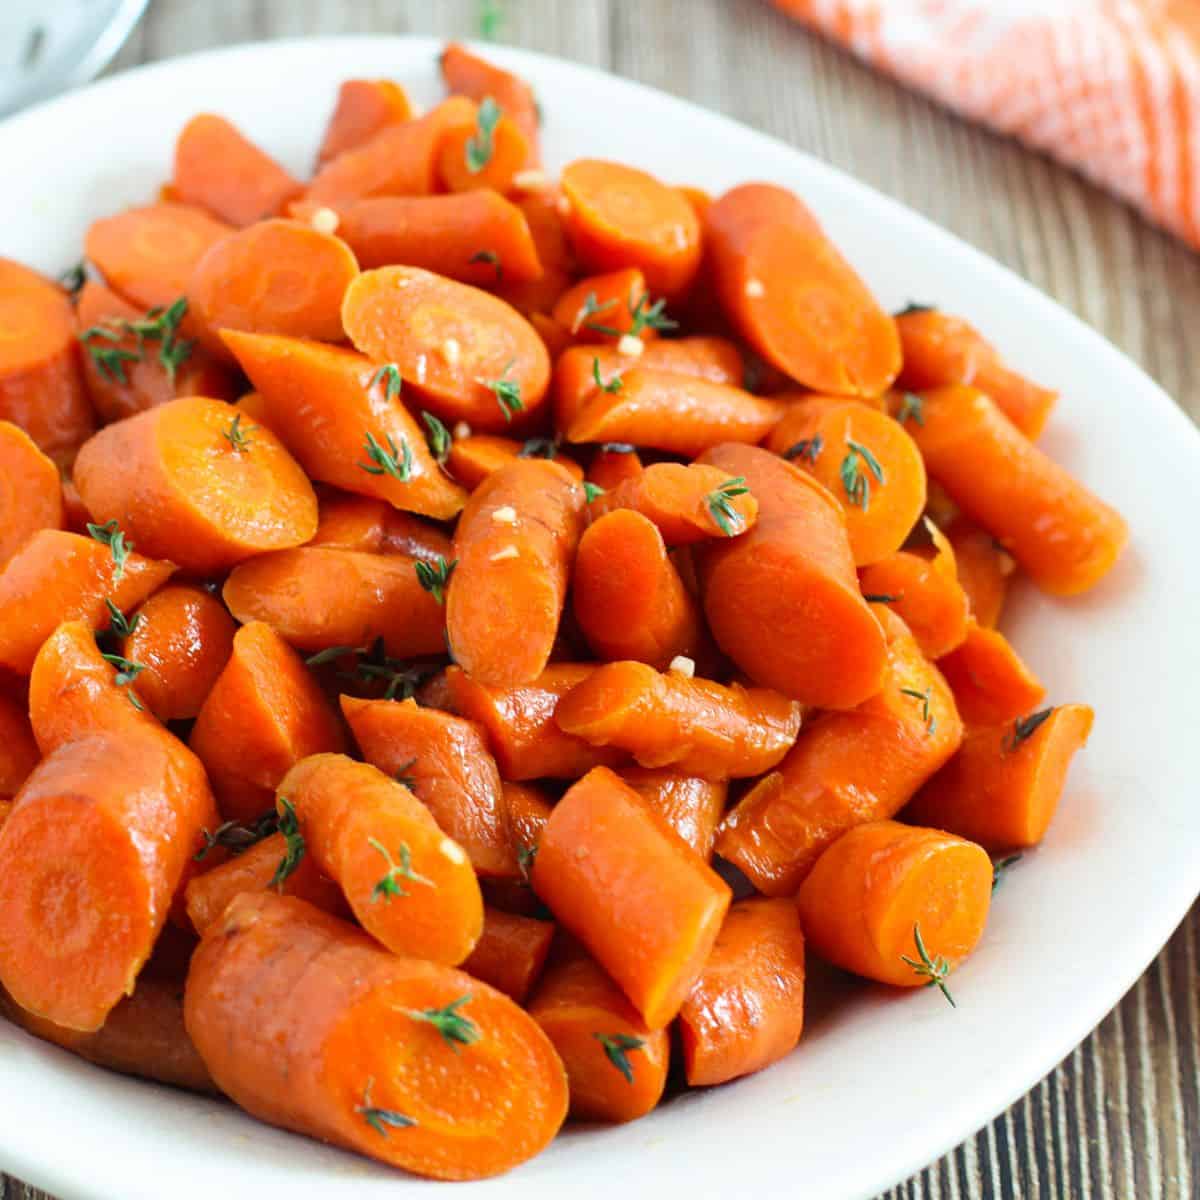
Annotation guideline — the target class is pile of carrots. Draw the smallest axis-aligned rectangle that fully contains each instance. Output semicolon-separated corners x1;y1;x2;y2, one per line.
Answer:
0;43;1127;1182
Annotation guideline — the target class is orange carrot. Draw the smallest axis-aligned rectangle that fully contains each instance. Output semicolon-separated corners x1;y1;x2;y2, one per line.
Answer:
532;766;731;1028
185;891;567;1180
437;103;532;195
119;583;237;721
189;621;345;821
529;948;669;1123
716;609;963;894
503;781;554;863
223;547;445;659
895;308;1057;438
796;819;992;992
278;754;483;964
446;459;583;686
677;898;805;1085
223;331;466;520
446;433;583;491
906;704;1094;848
901;385;1128;595
0;693;37;799
73;395;318;573
338;191;542;282
0;799;9;829
0;258;93;461
60;476;91;535
561;160;702;300
342;695;513;877
529;312;572;358
187;219;359;360
696;443;887;708
552;268;657;347
936;620;1046;726
0;727;217;1030
462;908;554;1003
587;443;643;490
0;530;173;676
0;421;63;568
308;491;453;561
317;79;413;167
440;43;541;159
173;114;301;227
944;515;1014;628
341;266;551;433
494;191;574;316
706;184;900;395
620;768;726;860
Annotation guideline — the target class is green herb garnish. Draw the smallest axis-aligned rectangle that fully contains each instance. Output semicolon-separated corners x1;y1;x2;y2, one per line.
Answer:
221;413;255;453
404;994;480;1052
583;481;605;504
101;651;145;709
59;261;87;296
356;1079;416;1136
991;854;1023;891
465;97;502;173
368;363;403;402
369;839;431;901
839;439;885;511
897;392;924;426
104;598;140;639
895;301;935;317
783;435;823;465
469;249;503;279
900;923;955;1007
705;476;751;537
421;410;451;464
269;798;305;889
594;1033;646;1084
592;356;623;394
481;360;523;421
899;685;936;735
575;291;618;335
393;758;418;790
194;812;279;862
414;556;456;604
862;592;903;604
1003;708;1054;754
359;431;414;481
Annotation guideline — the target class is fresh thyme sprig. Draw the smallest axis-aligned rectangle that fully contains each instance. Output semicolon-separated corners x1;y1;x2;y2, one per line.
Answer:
481;360;523;422
1003;708;1054;754
706;476;751;537
87;519;133;581
356;1078;416;1136
421;410;451;464
368;363;403;402
783;435;823;465
465;97;502;173
369;839;432;901
899;685;936;735
839;439;885;511
403;994;480;1052
593;1032;646;1083
900;923;956;1007
269;798;305;889
359;431;414;481
414;556;457;604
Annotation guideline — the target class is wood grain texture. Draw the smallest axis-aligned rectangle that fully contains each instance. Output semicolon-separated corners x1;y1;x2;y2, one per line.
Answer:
3;2;1197;1198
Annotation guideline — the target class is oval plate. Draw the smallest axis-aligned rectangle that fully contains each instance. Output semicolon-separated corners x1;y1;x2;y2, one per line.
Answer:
0;35;1197;1200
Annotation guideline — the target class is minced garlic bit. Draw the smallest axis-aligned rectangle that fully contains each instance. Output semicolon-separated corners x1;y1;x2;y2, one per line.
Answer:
440;338;461;366
513;168;553;192
744;278;765;298
452;421;472;440
491;505;518;525
309;206;339;235
668;655;696;678
617;334;644;358
489;545;519;562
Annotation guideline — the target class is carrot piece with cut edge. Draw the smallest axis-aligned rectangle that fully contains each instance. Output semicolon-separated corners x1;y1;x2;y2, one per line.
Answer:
278;753;483;965
705;183;900;395
716;608;963;895
587;443;643;491
936;620;1046;726
0;421;63;568
695;443;887;709
440;43;542;159
944;514;1014;629
503;781;554;865
60;477;91;535
529;947;669;1123
0;258;93;462
446;433;583;491
317;79;413;167
796;819;992;994
529;312;571;358
0;694;37;799
494;190;572;316
308;491;453;560
462;908;554;1003
552;267;658;348
532;766;731;1028
437;103;532;195
678;897;806;1086
173;114;301;227
446;459;584;686
905;704;1094;848
185;892;567;1180
73;395;318;574
189;621;345;822
620;768;726;860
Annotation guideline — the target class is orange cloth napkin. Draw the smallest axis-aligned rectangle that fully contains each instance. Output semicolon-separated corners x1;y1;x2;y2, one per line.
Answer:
772;0;1200;250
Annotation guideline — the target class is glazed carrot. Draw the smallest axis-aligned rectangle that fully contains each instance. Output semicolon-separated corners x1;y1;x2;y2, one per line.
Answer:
586;461;759;545
0;799;9;829
317;79;413;167
341;266;551;433
936;620;1046;726
187;219;359;360
437;104;532;195
0;693;37;799
557;660;800;779
695;444;887;708
462;908;554;1003
0;727;216;1030
187;891;566;1178
73;395;318;573
224;547;445;658
0;530;173;676
0;258;93;461
173;114;301;227
503;781;554;861
235;388;273;428
74;280;237;422
342;695;513;877
858;525;970;660
189;621;345;821
494;190;573;315
677;898;805;1086
765;396;926;566
184;831;346;936
530;312;572;358
0;421;63;568
705;183;900;395
895;308;1056;438
573;510;705;669
308;491;453;561
529;948;669;1123
906;704;1094;848
561;160;702;299
944;515;1014;628
716;609;963;894
446;433;584;491
382;510;454;560
568;369;785;457
224;332;466;520
338;191;541;282
532;767;731;1028
446;459;583;686
901;385;1128;594
279;754;483;964
60;476;91;535
84;203;233;315
300;96;476;212
440;43;541;158
587;444;643;490
119;583;237;721
620;768;726;860
552;268;656;347
0;976;215;1093
677;185;712;219
796;819;992;992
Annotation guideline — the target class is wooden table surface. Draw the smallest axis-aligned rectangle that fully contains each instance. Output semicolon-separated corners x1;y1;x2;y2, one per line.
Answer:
3;2;1197;1198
